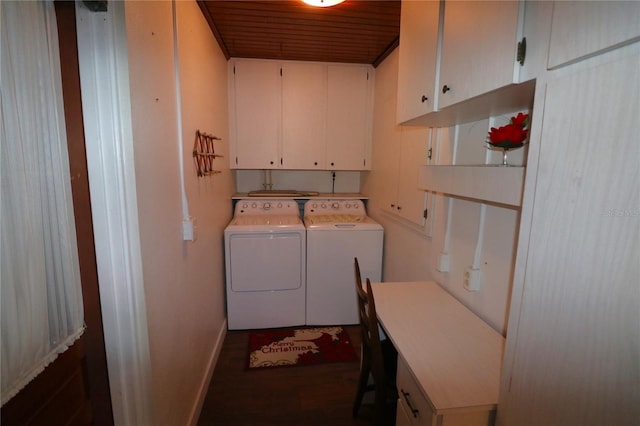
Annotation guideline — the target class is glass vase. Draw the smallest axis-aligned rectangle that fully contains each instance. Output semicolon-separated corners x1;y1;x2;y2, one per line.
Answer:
502;149;510;166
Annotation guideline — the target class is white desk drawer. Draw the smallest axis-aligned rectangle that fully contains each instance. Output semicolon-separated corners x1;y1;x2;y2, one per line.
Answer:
396;356;435;426
396;355;496;426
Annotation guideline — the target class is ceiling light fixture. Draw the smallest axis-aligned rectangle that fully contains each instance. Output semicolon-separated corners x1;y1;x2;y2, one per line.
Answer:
301;0;345;7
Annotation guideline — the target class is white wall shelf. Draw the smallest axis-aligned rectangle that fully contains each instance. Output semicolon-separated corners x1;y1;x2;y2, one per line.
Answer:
418;165;525;207
402;80;536;128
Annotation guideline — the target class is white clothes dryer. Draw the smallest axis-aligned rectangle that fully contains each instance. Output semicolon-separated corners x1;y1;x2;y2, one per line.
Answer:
224;199;306;330
304;199;383;325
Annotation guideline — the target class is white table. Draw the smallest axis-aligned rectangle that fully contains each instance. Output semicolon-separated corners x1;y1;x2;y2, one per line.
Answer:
371;281;505;425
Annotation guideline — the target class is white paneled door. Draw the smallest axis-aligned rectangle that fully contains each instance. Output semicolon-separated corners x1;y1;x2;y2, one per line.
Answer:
501;45;640;426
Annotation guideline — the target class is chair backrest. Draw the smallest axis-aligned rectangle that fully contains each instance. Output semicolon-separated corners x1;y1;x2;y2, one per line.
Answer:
354;256;363;288
354;258;385;382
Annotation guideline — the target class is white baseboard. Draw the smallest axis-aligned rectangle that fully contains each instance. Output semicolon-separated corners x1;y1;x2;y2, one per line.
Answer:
187;319;228;426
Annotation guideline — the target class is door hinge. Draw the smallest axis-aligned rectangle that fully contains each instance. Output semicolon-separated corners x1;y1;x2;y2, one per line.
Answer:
427;148;432;160
517;37;527;66
424;208;428;219
83;1;107;12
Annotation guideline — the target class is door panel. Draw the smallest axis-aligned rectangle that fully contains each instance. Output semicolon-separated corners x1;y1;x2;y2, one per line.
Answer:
1;3;114;424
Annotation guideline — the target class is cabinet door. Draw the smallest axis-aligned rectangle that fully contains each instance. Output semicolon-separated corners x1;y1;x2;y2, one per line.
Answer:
281;62;326;169
502;48;640;425
396;127;429;226
326;64;372;170
372;52;402;216
439;0;522;109
547;1;640;69
396;0;441;124
231;60;280;169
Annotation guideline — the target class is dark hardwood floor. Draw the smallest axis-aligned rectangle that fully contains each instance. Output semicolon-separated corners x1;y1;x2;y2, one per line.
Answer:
197;325;395;426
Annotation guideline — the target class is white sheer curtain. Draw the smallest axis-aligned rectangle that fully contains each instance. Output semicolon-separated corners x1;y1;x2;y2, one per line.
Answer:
1;0;85;405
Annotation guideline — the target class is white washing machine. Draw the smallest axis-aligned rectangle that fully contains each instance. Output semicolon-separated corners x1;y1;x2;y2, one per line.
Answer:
224;199;306;330
304;199;383;325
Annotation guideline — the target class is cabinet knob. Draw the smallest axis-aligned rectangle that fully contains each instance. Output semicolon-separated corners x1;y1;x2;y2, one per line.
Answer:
421;95;429;103
270;160;274;165
331;162;335;166
442;85;451;94
391;204;395;208
314;161;318;166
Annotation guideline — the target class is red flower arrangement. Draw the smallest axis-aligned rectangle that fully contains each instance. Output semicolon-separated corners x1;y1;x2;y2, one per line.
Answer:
486;113;530;150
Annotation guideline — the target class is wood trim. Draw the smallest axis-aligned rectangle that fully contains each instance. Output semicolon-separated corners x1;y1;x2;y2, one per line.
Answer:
0;4;114;425
373;36;399;68
197;0;231;59
54;2;114;424
1;341;91;425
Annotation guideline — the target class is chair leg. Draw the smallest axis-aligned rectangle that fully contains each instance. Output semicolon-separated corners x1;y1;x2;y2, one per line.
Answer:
352;357;372;418
372;382;387;426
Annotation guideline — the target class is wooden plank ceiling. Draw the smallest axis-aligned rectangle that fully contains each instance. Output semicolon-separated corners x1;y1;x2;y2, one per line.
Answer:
197;0;401;66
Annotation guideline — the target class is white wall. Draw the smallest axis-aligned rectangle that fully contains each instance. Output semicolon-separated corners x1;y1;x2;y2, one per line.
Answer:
124;1;234;424
363;48;524;334
235;169;361;193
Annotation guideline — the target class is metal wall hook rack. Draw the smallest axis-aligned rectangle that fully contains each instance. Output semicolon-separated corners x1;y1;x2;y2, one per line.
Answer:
193;130;223;177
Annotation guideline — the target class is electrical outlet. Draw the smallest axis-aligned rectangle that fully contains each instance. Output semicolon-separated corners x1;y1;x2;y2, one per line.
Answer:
182;217;197;241
464;267;482;291
437;253;450;272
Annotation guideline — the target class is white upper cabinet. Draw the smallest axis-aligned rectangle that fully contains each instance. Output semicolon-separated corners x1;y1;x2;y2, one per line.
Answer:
229;60;281;169
396;0;442;124
326;64;373;170
547;1;640;69
281;62;326;170
229;59;373;170
379;126;430;228
395;0;535;127
439;0;524;109
394;127;430;226
375;49;430;228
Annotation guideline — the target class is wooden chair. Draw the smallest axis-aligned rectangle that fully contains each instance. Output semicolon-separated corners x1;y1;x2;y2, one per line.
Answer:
353;258;397;424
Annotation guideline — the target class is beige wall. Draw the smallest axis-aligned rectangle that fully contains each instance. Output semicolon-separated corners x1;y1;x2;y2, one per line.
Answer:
363;48;522;334
125;1;233;424
235;169;361;193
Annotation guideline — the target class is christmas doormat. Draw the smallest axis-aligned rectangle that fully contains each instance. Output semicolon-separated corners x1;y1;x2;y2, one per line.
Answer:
247;326;358;369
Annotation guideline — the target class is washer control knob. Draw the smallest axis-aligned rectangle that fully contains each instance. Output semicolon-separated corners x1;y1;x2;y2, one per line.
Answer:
277;202;283;208
331;202;339;209
263;202;271;210
345;203;351;209
242;203;248;209
251;203;257;209
320;203;326;209
312;203;318;209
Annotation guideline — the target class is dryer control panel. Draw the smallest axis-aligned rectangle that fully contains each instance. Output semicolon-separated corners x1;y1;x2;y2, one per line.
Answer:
234;199;300;216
